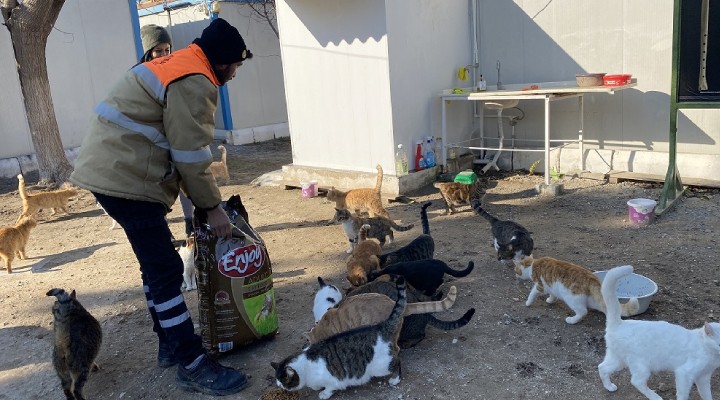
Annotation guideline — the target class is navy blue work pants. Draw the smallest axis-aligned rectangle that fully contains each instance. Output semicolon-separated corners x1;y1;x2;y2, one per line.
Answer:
93;192;203;366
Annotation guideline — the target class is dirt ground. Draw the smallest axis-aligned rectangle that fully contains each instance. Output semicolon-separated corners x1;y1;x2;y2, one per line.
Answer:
1;137;719;400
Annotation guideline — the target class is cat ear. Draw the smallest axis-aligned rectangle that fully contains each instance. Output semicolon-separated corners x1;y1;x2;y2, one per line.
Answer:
317;276;326;287
70;290;76;299
271;361;280;371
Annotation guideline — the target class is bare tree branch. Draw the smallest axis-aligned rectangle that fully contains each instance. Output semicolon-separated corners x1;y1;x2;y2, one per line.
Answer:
247;0;278;38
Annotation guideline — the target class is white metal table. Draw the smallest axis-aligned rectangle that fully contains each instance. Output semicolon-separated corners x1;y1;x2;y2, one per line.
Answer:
439;80;637;185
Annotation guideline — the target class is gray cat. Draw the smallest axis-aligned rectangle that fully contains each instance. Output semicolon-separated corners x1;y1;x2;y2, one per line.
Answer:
378;201;434;267
47;288;102;400
334;208;414;253
471;199;534;263
271;278;407;399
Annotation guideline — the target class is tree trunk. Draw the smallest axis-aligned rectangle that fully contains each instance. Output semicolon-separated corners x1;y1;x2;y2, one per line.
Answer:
3;0;72;184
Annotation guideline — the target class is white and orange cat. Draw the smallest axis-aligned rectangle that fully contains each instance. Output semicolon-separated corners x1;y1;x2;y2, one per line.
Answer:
513;255;639;324
345;224;382;287
326;165;390;218
599;265;720;400
308;286;458;344
209;145;229;183
177;235;196;291
0;216;38;273
17;174;77;221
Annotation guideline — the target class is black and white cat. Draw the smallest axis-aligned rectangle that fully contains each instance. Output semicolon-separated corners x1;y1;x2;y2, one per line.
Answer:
272;277;407;399
312;277;343;323
368;259;475;296
471;199;533;264
598;265;720;400
378;201;434;267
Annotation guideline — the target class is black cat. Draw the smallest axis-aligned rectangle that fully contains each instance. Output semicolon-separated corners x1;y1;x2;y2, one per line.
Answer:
378;201;434;267
368;260;475;296
471;199;533;263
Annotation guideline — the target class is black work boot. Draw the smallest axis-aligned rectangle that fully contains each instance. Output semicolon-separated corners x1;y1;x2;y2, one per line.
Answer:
184;218;194;237
157;341;178;368
176;355;249;396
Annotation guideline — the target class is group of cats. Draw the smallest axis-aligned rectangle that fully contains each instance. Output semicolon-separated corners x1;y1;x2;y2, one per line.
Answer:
271;164;720;400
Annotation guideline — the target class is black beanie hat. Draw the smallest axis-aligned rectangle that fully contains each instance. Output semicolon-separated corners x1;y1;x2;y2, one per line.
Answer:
193;18;253;65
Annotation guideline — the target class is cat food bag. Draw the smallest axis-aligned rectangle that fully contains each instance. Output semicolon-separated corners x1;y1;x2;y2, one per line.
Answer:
194;199;278;355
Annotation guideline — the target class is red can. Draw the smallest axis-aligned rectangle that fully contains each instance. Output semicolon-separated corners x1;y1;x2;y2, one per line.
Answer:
603;74;632;86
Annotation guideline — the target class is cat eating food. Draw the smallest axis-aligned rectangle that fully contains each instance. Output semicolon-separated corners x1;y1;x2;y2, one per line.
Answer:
378;201;434;267
368;259;475;296
326;164;390;218
0;215;38;273
345;224;382;287
333;208;413;253
514;255;639;324
433;180;482;214
47;288;102;400
17;174;78;221
313;277;343;323
271;278;407;399
471;199;533;264
598;265;720;400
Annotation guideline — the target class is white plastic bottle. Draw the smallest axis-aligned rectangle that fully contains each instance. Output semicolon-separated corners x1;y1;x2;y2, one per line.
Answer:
425;137;436;168
395;144;409;176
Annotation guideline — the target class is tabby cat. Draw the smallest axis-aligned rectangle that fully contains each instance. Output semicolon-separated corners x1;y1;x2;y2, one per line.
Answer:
433;180;481;214
0;216;38;273
308;286;458;344
254;294;275;322
313;277;343;323
334;208;413;253
326;165;390;218
599;265;720;400
17;174;78;221
209;145;229;183
271;278;407;399
345;224;382;287
47;288;102;400
471;199;533;263
378;201;434;267
514;255;639;324
347;276;476;349
368;260;475;296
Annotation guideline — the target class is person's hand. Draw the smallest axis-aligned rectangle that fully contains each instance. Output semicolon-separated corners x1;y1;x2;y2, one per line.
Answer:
206;206;232;238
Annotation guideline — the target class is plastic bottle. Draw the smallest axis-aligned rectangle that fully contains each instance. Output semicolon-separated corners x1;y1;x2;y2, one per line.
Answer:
425;136;436;168
395;144;409;176
414;141;426;171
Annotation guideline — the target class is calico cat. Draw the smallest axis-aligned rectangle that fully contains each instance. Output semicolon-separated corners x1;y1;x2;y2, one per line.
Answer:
0;215;38;273
334;208;413;253
326;164;390;218
254;294;275;322
433;180;481;214
368;260;475;296
378;201;434;267
313;277;343;323
271;278;407;399
178;235;196;291
598;265;720;400
471;199;533;263
513;255;639;324
17;174;78;220
347;277;476;349
47;288;102;400
345;224;382;287
308;286;458;344
209;145;229;183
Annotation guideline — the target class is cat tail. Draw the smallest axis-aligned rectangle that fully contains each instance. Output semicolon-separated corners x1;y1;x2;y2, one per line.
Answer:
404;285;457;315
471;200;498;224
389;220;414;232
426;308;476;331
420;201;432;235
360;224;371;242
218;145;227;164
374;164;383;193
445;261;475;277
381;277;407;338
17;174;27;200
600;265;634;330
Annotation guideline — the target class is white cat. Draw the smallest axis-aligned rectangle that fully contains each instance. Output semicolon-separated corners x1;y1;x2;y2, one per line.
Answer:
178;236;196;291
96;202;118;230
598;265;720;400
313;277;342;323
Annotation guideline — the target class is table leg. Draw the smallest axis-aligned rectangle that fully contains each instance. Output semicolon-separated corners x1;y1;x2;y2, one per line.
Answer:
579;95;584;171
544;96;550;185
441;98;447;171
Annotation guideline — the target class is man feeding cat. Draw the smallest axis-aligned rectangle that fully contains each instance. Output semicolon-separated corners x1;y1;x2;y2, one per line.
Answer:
70;18;252;396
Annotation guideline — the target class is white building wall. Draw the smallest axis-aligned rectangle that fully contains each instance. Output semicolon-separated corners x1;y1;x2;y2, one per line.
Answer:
277;0;395;174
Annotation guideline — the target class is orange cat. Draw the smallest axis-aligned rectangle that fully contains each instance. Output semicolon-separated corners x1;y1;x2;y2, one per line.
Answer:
17;174;77;221
209;145;229;183
433;180;481;214
326;164;390;218
514;255;640;324
346;224;382;286
0;216;38;273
